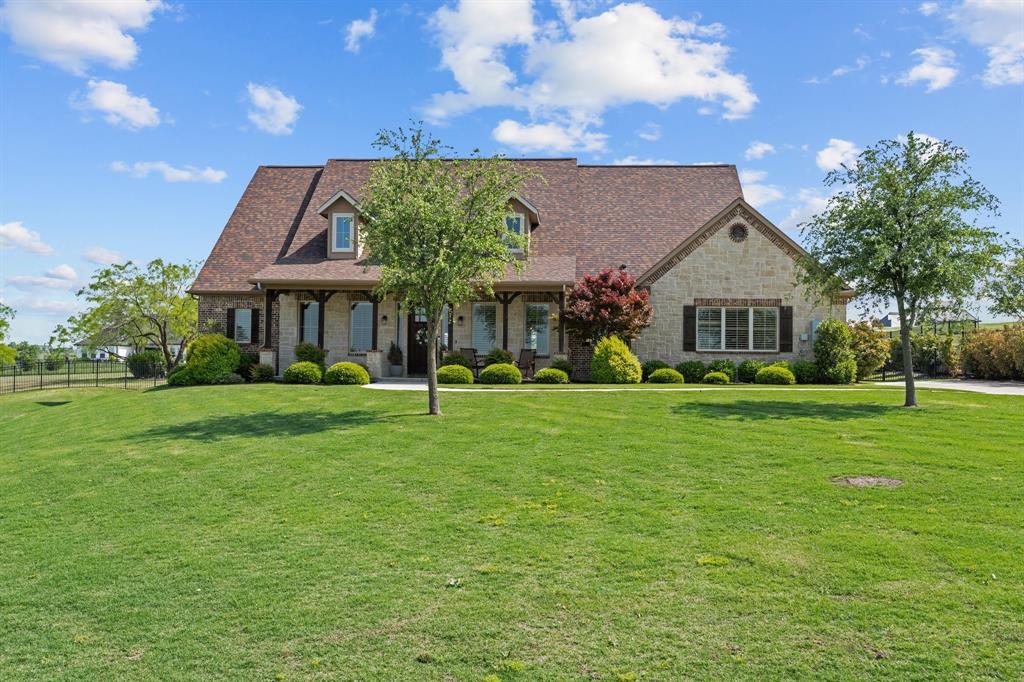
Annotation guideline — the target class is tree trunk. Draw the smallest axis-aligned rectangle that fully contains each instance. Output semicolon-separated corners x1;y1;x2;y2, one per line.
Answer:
426;316;441;416
897;300;917;407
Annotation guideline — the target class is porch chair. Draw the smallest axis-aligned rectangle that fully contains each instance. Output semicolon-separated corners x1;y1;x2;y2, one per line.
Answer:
515;348;537;380
459;348;485;377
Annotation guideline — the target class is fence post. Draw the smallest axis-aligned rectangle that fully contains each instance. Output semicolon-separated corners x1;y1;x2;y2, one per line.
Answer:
95;359;99;387
124;361;128;389
39;361;42;390
67;358;71;388
12;362;15;392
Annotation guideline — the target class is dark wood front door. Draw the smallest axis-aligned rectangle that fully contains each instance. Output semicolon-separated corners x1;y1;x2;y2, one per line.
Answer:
407;312;428;376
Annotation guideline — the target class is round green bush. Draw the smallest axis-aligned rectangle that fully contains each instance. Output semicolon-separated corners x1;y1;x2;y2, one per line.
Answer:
441;352;472;369
324;361;370;385
793;360;819;384
648;367;684;384
166;364;196;386
737;359;764;383
237;351;259;380
533;367;569;384
707;358;737;382
755;365;796;385
549;357;573;376
437;364;474;384
217;372;245;385
641;359;670;381
249;362;275;382
770;360;792;371
294;341;327;367
479;362;522;384
675;360;706;384
702;371;731;384
186;334;241;384
127;349;164;378
484;348;514;366
823;357;857;385
283;360;322;384
591;336;641;384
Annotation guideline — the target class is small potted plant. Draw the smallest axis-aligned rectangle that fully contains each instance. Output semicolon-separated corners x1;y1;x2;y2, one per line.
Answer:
387;341;403;377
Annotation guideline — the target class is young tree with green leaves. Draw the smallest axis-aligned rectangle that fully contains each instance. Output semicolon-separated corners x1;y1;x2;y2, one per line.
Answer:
0;303;14;365
51;259;200;369
359;124;532;415
797;132;1004;407
986;243;1024;321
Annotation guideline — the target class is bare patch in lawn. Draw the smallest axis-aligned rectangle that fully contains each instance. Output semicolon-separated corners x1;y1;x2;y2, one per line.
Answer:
832;476;903;488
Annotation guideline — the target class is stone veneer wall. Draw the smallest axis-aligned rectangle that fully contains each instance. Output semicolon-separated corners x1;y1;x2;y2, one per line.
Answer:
631;206;845;366
197;293;279;355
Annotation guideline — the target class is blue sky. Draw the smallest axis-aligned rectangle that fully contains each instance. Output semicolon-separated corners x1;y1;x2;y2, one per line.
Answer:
1;0;1022;342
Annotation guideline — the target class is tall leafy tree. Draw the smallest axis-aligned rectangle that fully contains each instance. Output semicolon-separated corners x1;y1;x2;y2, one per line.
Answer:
798;132;1003;407
52;259;200;369
562;268;653;343
986;243;1024;321
359;124;532;415
0;303;14;365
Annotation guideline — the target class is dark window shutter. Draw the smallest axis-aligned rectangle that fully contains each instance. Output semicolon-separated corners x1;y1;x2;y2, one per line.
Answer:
779;306;793;352
251;308;260;346
683;305;696;352
226;308;236;339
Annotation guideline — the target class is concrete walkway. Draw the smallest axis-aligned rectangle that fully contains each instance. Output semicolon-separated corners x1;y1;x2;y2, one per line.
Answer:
364;378;1024;395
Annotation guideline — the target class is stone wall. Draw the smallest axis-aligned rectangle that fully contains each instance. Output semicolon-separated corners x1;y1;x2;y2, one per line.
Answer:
631;206;845;366
197;293;279;355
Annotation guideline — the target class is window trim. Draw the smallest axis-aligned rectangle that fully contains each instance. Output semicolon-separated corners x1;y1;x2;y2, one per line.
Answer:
695;306;779;353
330;212;355;253
506;212;525;253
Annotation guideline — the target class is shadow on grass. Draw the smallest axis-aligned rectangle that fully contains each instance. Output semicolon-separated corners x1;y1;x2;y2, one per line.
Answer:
128;409;388;442
36;401;71;407
671;399;894;421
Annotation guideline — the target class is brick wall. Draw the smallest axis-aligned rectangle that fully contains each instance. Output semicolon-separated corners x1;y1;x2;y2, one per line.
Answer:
197;293;279;354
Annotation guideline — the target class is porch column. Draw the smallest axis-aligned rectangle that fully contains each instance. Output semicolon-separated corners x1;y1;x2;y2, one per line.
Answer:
496;293;520;351
263;289;275;348
316;290;326;349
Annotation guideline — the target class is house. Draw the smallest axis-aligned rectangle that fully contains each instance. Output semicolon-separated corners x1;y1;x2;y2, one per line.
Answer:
77;342;134;361
190;159;848;377
878;312;901;329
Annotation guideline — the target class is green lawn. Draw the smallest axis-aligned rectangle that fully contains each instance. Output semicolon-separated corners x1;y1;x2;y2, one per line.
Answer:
1;385;1021;680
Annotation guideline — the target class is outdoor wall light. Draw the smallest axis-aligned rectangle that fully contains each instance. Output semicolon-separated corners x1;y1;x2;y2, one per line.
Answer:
457;315;465;326
381;315;388;326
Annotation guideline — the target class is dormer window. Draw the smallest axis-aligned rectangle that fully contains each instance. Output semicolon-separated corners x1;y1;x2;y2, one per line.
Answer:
506;213;525;252
332;213;354;253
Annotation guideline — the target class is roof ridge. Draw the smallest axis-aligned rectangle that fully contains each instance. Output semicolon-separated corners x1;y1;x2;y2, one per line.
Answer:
579;164;737;168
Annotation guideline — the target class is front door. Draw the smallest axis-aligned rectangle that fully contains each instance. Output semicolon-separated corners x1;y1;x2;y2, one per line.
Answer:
407;311;429;376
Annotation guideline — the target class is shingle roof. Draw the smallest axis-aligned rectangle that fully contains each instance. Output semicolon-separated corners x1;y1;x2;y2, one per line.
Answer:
190;159;741;293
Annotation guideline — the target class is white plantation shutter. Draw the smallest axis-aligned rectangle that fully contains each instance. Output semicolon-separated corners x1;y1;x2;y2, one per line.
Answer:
724;308;749;350
753;308;778;351
472;303;497;350
524;303;550;355
697;308;721;350
301;303;319;344
349;302;373;353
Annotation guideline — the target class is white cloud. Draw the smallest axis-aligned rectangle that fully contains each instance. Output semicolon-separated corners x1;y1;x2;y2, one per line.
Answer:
345;8;377;53
949;0;1024;86
0;221;54;255
19;298;80;314
6;274;77;290
816;138;861;171
45;264;77;281
426;1;756;153
897;46;958;91
83;246;124;266
744;141;775;160
492;119;607;153
782;188;830;230
832;55;870;77
74;79;161;130
612;156;678;165
738;169;783;208
636;122;661;141
111;160;227;183
245;83;302;135
0;0;164;75
919;2;939;16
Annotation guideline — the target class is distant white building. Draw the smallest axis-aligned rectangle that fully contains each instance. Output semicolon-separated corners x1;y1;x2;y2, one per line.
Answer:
878;312;901;329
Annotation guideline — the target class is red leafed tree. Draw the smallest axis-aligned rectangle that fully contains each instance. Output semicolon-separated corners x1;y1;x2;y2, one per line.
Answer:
562;268;653;343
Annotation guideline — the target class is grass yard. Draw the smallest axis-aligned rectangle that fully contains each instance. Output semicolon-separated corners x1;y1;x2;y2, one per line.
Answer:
1;385;1022;680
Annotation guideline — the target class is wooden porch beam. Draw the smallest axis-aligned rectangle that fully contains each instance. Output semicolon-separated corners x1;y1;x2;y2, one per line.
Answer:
496;292;521;350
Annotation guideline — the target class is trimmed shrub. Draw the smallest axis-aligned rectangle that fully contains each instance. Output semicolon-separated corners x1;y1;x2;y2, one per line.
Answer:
533;367;569;384
250;363;275;382
702;371;730;384
591;336;641;384
823;358;857;385
737;359;764;383
166;364;196;387
770;360;792;370
186;334;241;384
127;349;164;378
850;322;890;380
648;367;684;384
217;372;245;385
237;351;259;381
480;362;522;384
550;357;573;376
793;360;819;384
324;361;370;385
675;360;706;384
755;365;796;385
707;359;737;382
294;342;327;368
440;352;472;369
283;361;322;384
484;348;514;366
641;359;670;381
437;364;474;384
962;327;1024;379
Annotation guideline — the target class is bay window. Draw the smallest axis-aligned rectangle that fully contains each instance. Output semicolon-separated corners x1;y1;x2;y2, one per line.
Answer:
696;306;778;352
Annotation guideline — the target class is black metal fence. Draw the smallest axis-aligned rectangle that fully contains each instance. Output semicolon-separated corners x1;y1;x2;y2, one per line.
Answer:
0;359;165;395
864;359;946;382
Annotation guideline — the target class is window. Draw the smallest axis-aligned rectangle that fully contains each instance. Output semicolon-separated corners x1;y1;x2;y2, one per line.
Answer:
332;214;354;252
524;303;550;355
472;303;496;350
300;302;319;344
349;302;373;353
506;213;524;251
234;308;252;344
696;306;778;352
